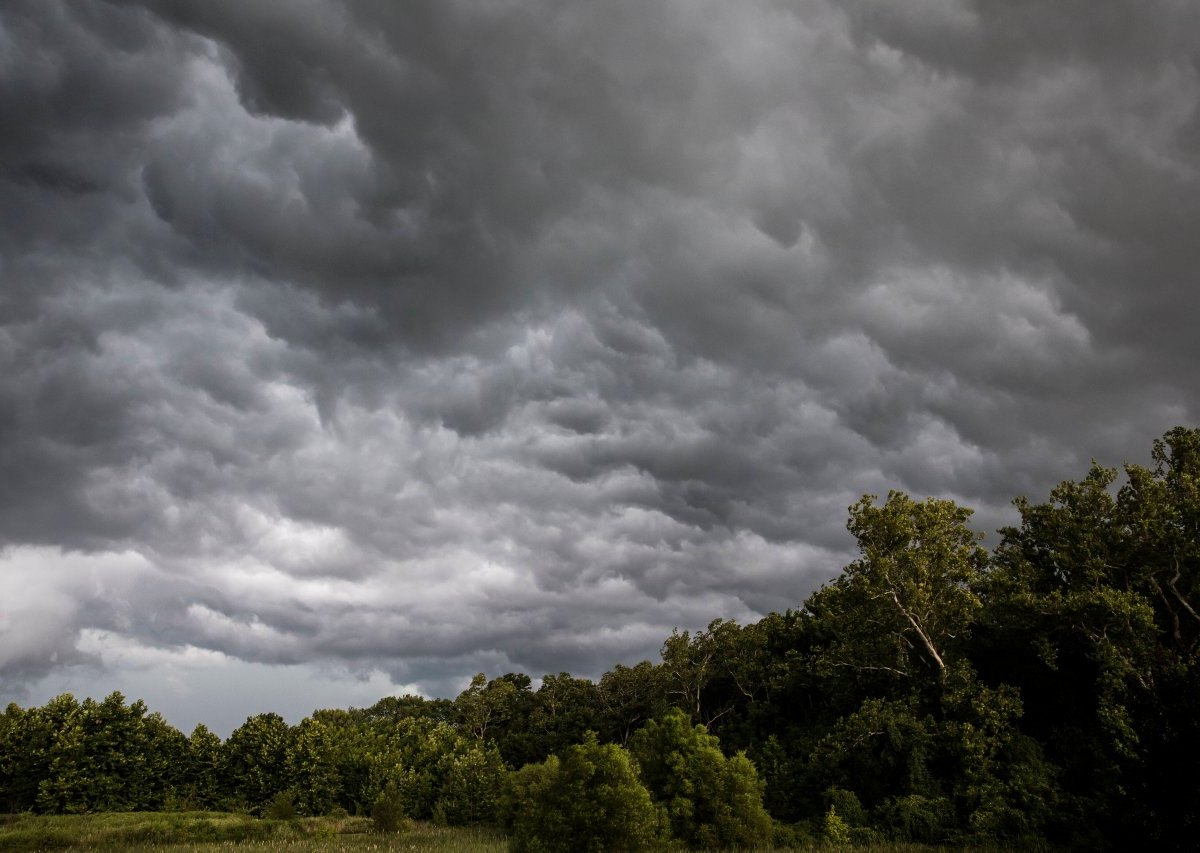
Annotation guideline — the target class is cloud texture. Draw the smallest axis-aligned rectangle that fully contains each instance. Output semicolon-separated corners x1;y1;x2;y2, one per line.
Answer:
2;0;1198;732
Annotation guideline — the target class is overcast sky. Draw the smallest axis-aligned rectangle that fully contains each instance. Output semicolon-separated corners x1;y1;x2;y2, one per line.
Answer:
2;0;1198;736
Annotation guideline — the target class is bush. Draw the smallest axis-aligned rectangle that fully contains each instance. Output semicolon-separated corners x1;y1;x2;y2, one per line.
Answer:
506;733;665;853
824;787;867;828
434;742;507;825
629;709;773;850
311;822;338;840
873;793;953;843
823;806;850;845
371;782;410;834
263;790;296;820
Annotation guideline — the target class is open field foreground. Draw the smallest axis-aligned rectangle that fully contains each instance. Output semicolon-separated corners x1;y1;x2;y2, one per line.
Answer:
0;812;1024;853
0;812;503;852
0;811;1036;849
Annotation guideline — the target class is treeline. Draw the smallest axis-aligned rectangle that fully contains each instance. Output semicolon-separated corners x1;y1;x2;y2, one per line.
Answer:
3;427;1199;849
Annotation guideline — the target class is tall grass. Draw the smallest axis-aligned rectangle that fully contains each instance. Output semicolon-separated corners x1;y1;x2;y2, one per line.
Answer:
0;811;440;851
130;824;506;851
0;813;1030;852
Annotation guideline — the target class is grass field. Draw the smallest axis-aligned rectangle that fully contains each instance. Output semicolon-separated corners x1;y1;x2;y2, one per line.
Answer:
0;812;1028;852
0;812;505;852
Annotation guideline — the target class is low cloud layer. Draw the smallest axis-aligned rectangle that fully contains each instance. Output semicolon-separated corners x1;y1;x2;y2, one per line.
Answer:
2;0;1198;731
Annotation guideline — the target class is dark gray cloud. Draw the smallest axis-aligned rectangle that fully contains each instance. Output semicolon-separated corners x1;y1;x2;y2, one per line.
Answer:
2;0;1198;729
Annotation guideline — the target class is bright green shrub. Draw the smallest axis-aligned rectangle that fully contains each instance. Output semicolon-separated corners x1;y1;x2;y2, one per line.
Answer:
629;709;773;850
506;733;664;853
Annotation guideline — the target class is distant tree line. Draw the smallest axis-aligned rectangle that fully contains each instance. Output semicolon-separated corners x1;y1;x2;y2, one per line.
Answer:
3;427;1198;849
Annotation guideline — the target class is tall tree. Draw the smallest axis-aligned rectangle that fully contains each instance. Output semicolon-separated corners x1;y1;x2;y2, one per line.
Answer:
984;428;1200;846
221;713;293;813
1120;426;1200;654
599;661;668;746
528;673;604;760
661;620;770;734
809;492;987;693
285;716;343;815
30;692;186;813
181;724;223;809
454;672;537;767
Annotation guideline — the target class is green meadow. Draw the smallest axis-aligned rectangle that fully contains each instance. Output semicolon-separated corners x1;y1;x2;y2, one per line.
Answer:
0;812;1032;853
0;812;505;852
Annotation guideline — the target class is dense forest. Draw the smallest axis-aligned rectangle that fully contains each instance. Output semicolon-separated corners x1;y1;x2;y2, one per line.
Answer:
3;427;1198;849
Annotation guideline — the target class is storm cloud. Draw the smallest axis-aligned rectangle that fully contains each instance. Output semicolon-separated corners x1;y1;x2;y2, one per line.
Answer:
2;0;1198;734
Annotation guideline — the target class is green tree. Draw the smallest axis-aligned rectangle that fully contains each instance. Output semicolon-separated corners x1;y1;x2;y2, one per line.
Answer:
0;703;29;812
1120;427;1200;654
363;716;496;821
434;740;507;825
809;492;986;691
180;724;223;809
528;673;604;760
366;717;448;819
660;620;770;734
456;673;518;742
824;804;851;844
31;692;186;813
454;672;540;767
285;716;342;815
130;706;189;810
599;661;668;746
1118;427;1200;843
734;610;825;822
358;694;455;725
221;712;292;813
941;682;1056;841
31;695;87;813
320;708;382;814
0;697;69;812
983;428;1200;846
807;697;936;811
506;733;664;853
629;709;772;850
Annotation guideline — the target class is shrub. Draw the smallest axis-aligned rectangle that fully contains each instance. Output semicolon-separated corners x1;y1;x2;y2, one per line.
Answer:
263;790;296;820
371;782;410;833
824;787;867;828
873;793;953;843
823;805;850;845
311;822;338;840
434;742;507;825
629;709;773;850
506;733;664;853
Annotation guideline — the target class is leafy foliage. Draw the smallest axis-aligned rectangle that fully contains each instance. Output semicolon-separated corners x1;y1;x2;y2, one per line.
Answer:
629;709;772;850
221;712;292;814
371;781;409;833
504;733;664;853
808;492;986;692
